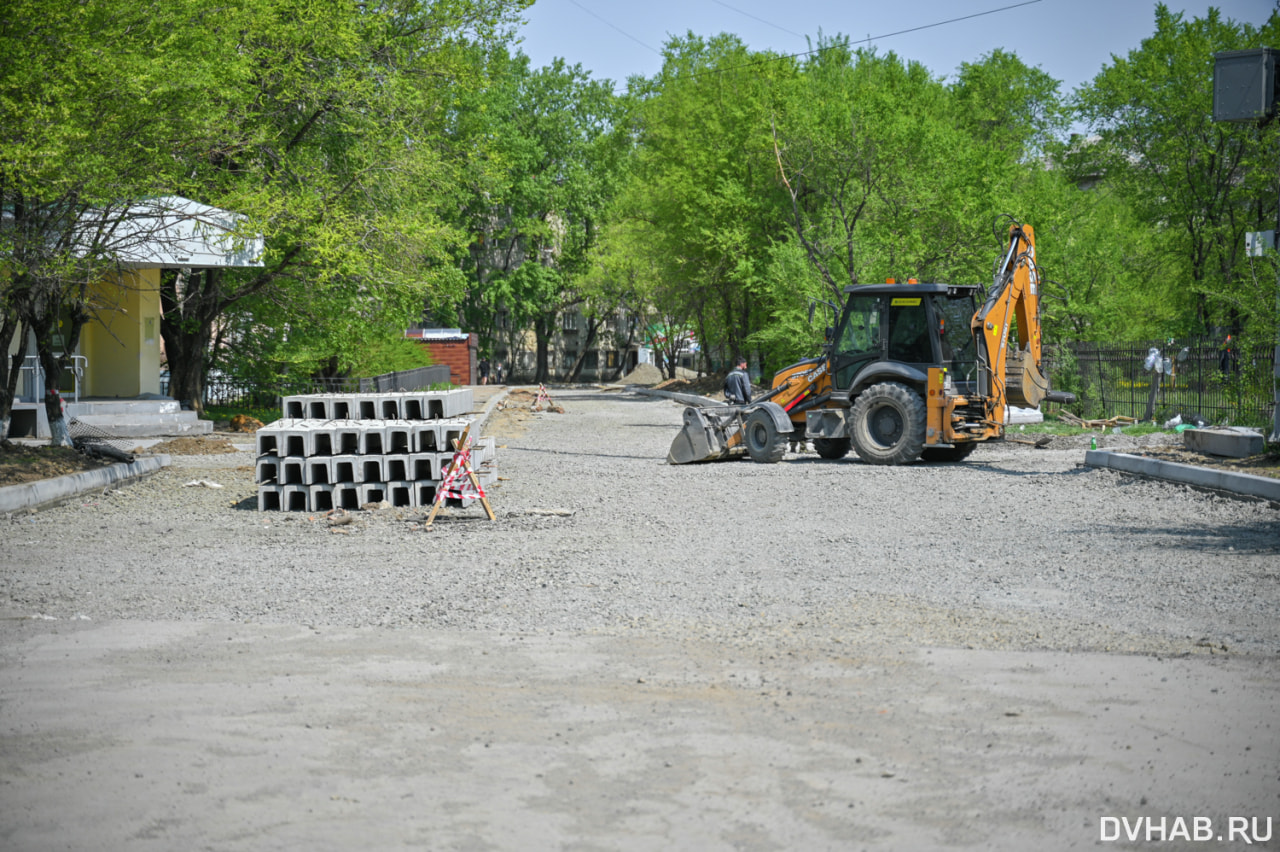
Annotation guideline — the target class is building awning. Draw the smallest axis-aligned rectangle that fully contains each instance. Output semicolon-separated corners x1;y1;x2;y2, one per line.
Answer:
89;195;265;269
406;328;471;342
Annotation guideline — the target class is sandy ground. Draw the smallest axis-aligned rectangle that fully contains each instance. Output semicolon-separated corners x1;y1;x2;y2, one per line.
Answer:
1;387;1277;851
3;620;1275;851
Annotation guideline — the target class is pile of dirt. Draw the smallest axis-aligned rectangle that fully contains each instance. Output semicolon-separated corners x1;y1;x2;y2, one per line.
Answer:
1130;445;1280;480
504;387;564;413
653;374;737;398
139;436;240;456
486;388;566;440
619;363;666;386
621;364;717;388
226;414;264;432
0;442;109;487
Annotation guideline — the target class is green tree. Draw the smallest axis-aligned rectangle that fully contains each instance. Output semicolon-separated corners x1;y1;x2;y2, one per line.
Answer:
622;33;795;375
2;0;530;441
160;0;529;409
952;48;1069;161
452;51;628;383
1071;3;1280;341
774;44;1045;297
0;0;232;443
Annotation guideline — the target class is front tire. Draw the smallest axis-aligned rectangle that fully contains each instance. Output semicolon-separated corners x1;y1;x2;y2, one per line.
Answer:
921;442;978;462
849;382;926;465
744;408;787;463
813;437;852;459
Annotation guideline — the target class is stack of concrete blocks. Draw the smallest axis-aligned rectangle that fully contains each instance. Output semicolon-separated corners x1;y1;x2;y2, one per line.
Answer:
255;389;497;512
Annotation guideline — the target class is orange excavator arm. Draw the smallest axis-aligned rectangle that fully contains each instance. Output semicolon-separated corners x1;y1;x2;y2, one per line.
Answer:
971;222;1051;422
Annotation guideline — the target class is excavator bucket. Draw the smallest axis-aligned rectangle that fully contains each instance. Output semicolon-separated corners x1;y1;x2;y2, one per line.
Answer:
667;406;745;464
1004;347;1049;409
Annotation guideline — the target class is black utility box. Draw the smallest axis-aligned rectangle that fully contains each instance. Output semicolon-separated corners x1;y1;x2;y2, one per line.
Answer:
1213;48;1277;123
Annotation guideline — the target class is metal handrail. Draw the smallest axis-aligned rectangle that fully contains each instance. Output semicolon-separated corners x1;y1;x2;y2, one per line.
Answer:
17;355;85;404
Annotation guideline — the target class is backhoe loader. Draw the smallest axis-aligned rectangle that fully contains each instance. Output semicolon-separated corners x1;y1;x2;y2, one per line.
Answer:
667;220;1075;465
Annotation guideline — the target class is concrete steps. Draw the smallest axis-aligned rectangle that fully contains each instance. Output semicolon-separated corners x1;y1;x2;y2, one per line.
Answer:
67;399;212;438
66;399;181;416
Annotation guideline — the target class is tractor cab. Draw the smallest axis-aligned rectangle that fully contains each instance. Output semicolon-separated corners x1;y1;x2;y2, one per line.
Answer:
829;283;980;398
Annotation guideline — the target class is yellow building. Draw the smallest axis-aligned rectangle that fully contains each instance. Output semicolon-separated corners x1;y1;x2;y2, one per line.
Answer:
9;197;263;438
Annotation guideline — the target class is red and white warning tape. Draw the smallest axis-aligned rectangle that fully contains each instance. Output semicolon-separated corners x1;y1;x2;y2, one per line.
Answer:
435;438;485;502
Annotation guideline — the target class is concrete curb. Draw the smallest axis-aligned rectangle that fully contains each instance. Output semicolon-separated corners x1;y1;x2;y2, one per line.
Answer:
631;387;724;408
0;455;172;515
471;388;510;433
1085;449;1280;504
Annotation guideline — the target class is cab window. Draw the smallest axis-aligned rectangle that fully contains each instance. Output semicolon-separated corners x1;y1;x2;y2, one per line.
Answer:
886;298;931;364
837;296;880;358
833;295;881;388
931;293;977;378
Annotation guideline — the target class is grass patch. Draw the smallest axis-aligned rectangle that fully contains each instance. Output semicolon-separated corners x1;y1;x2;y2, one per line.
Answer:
1019;420;1164;437
202;404;281;424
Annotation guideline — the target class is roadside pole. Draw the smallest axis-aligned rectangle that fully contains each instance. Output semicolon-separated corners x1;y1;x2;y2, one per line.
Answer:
1213;48;1280;442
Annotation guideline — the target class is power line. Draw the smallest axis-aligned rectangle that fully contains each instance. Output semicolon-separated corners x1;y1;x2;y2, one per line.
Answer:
708;0;806;40
672;0;1044;83
855;0;1043;48
560;0;1045;92
565;0;663;56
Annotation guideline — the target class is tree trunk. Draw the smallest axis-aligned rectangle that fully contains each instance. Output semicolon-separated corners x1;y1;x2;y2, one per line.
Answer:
533;315;552;384
566;318;600;382
609;320;637;382
160;268;222;415
31;309;88;449
0;314;24;442
694;307;711;374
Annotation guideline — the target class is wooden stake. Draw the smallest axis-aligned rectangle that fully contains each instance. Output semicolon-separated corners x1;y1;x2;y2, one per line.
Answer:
425;423;494;527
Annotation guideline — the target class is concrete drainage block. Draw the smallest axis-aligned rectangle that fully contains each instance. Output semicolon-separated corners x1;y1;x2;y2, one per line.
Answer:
1184;427;1265;459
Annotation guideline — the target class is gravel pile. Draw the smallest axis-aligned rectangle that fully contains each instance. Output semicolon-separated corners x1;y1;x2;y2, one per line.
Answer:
3;389;1277;655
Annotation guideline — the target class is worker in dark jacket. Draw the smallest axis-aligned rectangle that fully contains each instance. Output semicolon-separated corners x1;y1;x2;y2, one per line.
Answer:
724;358;752;405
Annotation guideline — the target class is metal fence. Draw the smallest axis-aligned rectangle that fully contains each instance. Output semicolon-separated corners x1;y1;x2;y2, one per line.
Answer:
1046;337;1276;426
185;365;453;410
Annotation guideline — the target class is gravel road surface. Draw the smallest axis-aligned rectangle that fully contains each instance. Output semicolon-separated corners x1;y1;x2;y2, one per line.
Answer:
2;388;1277;851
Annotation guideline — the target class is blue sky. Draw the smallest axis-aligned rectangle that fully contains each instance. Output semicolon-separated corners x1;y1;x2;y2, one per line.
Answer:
516;0;1273;94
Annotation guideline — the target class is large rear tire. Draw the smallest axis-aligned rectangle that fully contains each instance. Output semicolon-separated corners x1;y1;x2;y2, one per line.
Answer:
813;437;852;459
744;408;787;463
849;382;926;465
920;442;979;462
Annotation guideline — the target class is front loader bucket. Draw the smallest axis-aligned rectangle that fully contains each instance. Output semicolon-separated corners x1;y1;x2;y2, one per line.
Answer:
667;406;742;464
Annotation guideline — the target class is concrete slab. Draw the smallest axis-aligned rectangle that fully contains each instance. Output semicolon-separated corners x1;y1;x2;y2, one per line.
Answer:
1184;426;1266;458
1007;405;1044;424
282;484;309;511
71;412;212;437
280;457;306;487
258;484;282;511
410;453;438;480
384;454;411;481
358;456;385;485
335;483;361;510
359;424;388;456
305;457;331;485
385;479;415;508
65;399;181;416
358;482;387;504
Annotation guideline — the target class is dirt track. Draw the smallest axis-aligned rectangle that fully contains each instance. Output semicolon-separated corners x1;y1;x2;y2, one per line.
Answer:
1;388;1277;850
